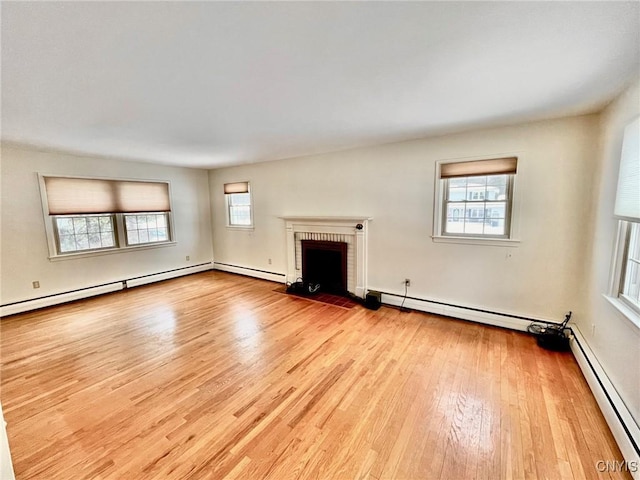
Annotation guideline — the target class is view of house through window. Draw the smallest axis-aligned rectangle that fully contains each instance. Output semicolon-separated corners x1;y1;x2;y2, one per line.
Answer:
444;174;510;236
436;157;517;239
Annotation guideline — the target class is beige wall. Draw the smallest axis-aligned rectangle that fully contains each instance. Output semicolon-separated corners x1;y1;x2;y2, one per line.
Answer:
0;144;213;305
209;114;599;322
583;79;640;425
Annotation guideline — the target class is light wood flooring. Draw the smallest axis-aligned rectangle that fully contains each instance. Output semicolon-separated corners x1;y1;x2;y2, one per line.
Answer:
0;271;629;479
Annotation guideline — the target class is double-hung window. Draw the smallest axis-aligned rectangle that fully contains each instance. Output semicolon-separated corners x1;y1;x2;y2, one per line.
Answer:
611;116;640;318
435;157;518;240
224;181;253;227
41;176;173;257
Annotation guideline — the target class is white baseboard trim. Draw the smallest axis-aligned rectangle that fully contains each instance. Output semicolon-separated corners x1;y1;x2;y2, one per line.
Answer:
374;290;555;332
213;262;286;284
1;263;214;317
0;282;124;317
570;325;640;479
125;262;213;288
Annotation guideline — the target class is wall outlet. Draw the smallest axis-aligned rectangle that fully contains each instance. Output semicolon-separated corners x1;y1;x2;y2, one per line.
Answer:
405;278;411;287
268;258;272;265
185;255;190;261
32;281;40;289
591;323;596;335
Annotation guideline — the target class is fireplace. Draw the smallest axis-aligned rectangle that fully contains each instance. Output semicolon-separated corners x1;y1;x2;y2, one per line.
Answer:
301;240;348;294
281;216;371;298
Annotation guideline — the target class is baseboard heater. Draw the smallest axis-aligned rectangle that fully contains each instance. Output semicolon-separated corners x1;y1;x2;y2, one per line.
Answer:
213;262;286;284
0;262;213;317
570;326;640;478
375;290;560;332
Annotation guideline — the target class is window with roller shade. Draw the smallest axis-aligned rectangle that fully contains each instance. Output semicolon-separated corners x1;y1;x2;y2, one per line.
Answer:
40;176;173;256
224;181;253;227
612;116;640;317
435;157;518;239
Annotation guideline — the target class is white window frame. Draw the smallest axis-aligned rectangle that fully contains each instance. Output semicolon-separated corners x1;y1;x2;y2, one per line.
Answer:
432;156;521;247
38;174;176;260
606;220;640;328
225;184;254;229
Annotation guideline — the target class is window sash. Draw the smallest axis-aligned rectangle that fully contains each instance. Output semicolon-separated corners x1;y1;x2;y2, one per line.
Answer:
441;175;513;238
620;221;640;314
225;186;252;227
124;213;171;246
53;214;118;254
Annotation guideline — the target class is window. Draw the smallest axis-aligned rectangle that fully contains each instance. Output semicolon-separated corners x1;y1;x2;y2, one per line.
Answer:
435;157;517;240
224;181;253;227
55;214;116;253
125;213;170;245
610;116;640;320
40;175;173;257
620;222;640;314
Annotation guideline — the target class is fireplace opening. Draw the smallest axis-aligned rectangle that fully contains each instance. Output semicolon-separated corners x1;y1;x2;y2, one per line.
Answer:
301;240;348;295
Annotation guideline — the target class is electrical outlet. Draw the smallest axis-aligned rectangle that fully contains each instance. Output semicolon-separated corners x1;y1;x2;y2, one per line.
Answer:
32;281;40;289
268;258;272;265
185;255;190;261
591;323;596;335
405;278;411;287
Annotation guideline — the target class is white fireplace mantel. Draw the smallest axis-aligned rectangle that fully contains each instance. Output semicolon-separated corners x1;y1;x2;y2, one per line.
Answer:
280;216;371;298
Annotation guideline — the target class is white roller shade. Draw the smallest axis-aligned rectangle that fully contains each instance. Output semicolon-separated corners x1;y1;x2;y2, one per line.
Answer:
614;116;640;221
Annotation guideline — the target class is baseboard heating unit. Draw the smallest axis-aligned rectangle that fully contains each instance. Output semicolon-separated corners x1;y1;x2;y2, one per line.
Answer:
570;326;640;479
0;262;213;317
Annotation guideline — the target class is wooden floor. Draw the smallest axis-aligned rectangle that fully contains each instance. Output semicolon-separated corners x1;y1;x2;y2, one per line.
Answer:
1;271;629;479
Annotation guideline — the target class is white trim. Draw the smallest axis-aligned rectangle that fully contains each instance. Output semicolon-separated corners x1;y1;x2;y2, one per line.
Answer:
1;282;123;317
213;262;286;283
126;263;213;288
603;294;640;330
374;289;552;331
431;236;520;247
48;241;177;261
570;325;640;479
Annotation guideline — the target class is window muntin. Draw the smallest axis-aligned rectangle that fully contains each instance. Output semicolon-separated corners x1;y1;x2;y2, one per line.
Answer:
124;213;170;245
620;221;640;314
54;214;116;253
442;174;512;238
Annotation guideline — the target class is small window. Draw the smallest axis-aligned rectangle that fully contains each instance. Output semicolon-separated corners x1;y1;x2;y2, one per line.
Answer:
435;157;517;239
224;182;253;227
124;213;170;245
620;221;640;314
54;214;116;253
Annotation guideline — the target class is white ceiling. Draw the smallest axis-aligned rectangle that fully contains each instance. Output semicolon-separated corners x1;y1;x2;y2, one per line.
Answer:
2;2;639;169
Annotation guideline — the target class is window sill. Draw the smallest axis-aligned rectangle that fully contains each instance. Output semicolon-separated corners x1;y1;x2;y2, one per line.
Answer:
49;241;177;261
603;295;640;330
431;236;520;247
226;225;254;231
